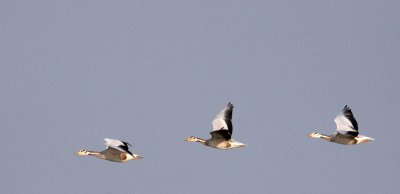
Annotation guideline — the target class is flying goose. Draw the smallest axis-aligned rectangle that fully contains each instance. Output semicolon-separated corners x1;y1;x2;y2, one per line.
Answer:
185;102;247;149
308;105;375;145
75;138;143;162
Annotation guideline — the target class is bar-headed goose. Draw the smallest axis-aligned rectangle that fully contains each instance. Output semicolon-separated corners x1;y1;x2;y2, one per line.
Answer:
185;102;247;149
75;138;143;162
308;105;375;145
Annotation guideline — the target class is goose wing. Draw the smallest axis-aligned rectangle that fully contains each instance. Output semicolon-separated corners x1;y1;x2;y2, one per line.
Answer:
104;138;133;156
210;129;231;140
334;105;359;137
211;102;234;134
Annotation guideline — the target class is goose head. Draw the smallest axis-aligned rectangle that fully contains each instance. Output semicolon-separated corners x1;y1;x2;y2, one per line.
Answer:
75;149;90;156
308;132;323;138
185;136;199;142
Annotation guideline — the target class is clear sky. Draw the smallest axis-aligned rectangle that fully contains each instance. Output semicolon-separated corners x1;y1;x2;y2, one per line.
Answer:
1;1;399;193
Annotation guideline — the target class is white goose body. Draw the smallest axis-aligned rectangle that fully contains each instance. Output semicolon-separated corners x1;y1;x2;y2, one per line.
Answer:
185;102;247;149
308;105;375;145
75;138;143;162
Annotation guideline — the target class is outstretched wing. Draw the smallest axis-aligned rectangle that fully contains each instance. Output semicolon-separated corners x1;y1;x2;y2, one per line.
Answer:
334;105;359;137
211;102;234;137
104;138;133;156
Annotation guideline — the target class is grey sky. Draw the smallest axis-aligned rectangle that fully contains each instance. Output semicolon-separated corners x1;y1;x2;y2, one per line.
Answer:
1;1;399;193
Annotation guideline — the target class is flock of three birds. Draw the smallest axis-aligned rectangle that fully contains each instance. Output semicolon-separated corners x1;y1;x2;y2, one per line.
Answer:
75;102;375;163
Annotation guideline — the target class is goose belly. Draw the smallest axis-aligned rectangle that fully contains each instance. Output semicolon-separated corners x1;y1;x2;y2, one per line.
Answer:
331;135;357;145
101;151;124;162
206;139;231;149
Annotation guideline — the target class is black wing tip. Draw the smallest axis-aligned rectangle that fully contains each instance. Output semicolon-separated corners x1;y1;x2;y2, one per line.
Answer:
227;102;234;108
125;150;134;156
118;144;133;155
342;105;359;131
121;140;132;147
342;105;354;115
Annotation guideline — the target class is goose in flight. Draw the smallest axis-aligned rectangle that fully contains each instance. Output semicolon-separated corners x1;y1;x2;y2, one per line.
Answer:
185;102;247;149
308;105;375;145
75;138;143;162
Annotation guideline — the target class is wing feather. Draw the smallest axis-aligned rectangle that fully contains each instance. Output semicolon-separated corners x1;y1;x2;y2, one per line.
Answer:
211;102;234;136
334;105;359;137
104;138;133;156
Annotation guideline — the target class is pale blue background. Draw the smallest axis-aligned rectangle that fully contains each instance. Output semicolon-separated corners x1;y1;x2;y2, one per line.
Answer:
1;1;399;193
